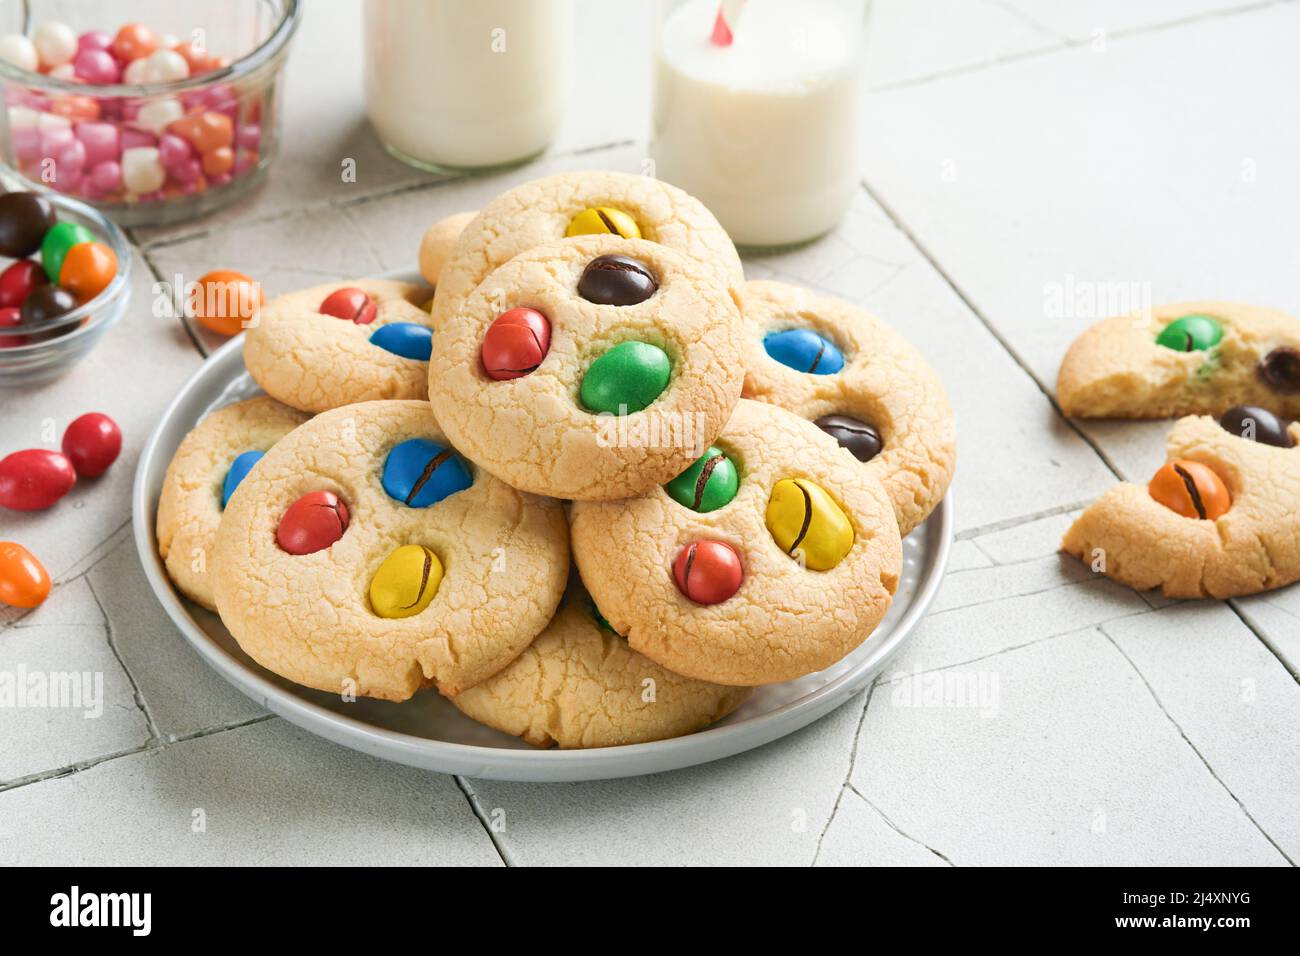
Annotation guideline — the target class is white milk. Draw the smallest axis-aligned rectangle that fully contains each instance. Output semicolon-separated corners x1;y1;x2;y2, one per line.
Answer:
652;0;865;246
364;0;573;170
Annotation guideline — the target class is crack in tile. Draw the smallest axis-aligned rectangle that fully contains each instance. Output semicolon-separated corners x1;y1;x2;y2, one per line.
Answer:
846;782;956;866
453;775;515;867
86;574;162;742
811;680;878;865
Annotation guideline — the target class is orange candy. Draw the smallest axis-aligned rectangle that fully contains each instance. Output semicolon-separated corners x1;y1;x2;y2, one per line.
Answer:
52;95;100;121
0;541;51;609
169;111;233;153
172;40;211;71
59;242;118;302
111;23;159;63
201;146;233;177
189;269;264;337
1149;459;1231;520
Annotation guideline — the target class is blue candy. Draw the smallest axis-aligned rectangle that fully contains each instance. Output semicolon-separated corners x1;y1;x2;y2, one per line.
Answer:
369;322;433;361
221;450;264;509
763;328;845;375
382;438;472;508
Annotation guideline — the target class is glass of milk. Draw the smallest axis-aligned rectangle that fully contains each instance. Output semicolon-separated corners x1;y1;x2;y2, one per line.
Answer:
365;0;573;171
652;0;869;248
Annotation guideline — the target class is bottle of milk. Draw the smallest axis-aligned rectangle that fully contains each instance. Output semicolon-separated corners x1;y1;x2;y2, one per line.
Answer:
652;0;868;247
365;0;574;171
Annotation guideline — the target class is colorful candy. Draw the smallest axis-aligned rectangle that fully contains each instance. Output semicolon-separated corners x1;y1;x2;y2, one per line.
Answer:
276;491;349;555
61;412;121;478
221;451;263;507
577;254;658;306
0;192;58;257
59;241;118;301
0;449;77;511
1219;406;1294;448
672;540;743;605
580;341;671;414
0;542;51;609
0;260;49;309
319;287;377;325
190;270;263;337
369;322;433;360
19;285;78;325
0;307;27;348
381;439;472;507
664;446;739;513
0;34;39;73
32;22;77;69
814;414;882;463
1258;347;1300;394
765;478;854;571
481;307;550;380
39;221;95;285
1149;460;1231;520
1155;314;1222;352
111;24;160;64
566;206;640;239
368;545;443;619
763;328;845;374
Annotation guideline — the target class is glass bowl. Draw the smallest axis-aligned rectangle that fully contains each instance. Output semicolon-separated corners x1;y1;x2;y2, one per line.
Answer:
0;191;132;386
0;0;300;226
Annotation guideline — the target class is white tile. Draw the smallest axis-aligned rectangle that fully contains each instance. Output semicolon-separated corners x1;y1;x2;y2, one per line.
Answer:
971;509;1081;563
947;539;994;572
999;0;1268;42
1233;589;1300;676
815;786;951;866
0;719;502;865
855;628;1287;865
930;553;1094;614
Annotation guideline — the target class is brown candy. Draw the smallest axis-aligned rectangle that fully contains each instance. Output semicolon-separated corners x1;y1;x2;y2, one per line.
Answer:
577;255;657;306
1258;347;1300;394
1149;459;1230;520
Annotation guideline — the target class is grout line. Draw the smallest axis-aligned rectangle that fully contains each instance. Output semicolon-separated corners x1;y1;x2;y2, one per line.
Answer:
0;743;155;795
953;501;1093;541
453;776;516;867
0;519;133;634
846;782;956;866
1099;625;1295;865
139;247;210;359
1225;602;1300;682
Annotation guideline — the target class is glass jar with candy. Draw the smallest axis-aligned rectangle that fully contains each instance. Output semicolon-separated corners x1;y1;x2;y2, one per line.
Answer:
0;0;300;226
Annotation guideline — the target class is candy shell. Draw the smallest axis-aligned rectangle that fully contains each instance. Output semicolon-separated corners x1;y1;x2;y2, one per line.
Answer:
72;48;120;84
0;449;77;511
0;259;49;309
142;48;189;83
369;322;433;360
189;269;263;337
112;24;159;64
62;412;121;477
0;542;51;608
33;22;77;69
40;221;96;287
0;34;39;73
58;241;118;302
122;146;166;193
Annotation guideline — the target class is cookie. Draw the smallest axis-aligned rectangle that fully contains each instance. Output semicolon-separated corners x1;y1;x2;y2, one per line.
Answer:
418;211;476;287
1062;409;1300;598
570;399;902;686
429;170;743;329
244;279;434;413
739;280;955;536
427;235;744;500
211;400;569;701
452;580;751;748
1057;301;1300;418
155;396;309;611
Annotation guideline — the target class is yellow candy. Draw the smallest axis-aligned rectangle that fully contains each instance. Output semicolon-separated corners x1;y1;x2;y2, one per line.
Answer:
765;478;854;571
369;545;443;619
566;206;641;239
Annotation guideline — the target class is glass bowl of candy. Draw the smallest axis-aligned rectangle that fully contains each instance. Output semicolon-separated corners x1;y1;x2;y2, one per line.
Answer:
0;0;301;226
0;188;131;385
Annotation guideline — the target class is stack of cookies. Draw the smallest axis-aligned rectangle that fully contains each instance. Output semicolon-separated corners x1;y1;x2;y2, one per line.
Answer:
156;172;956;749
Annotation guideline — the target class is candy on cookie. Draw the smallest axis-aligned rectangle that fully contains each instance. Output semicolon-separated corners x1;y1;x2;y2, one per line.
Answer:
428;236;744;500
1057;301;1300;419
1061;409;1300;598
244;279;434;413
570;400;903;686
429;170;742;330
211;400;569;701
739;280;955;537
156;396;310;611
451;581;751;748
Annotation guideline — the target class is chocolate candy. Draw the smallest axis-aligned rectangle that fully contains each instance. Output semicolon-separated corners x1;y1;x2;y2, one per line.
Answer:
0;259;49;310
0;192;58;258
763;329;845;375
221;451;264;508
276;490;349;555
1149;459;1230;520
1219;405;1294;448
481;307;550;380
0;449;77;511
664;445;739;513
382;438;472;507
577;254;657;306
566;206;640;239
814;414;882;463
0;541;51;609
40;221;96;289
62;412;121;478
580;341;671;414
672;540;743;605
59;241;118;302
20;284;78;326
369;544;443;619
319;286;377;325
765;478;854;571
1155;314;1223;352
369;322;433;360
1258;347;1300;394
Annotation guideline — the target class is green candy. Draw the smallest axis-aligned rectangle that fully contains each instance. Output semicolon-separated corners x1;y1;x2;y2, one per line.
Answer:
1155;314;1223;352
40;222;96;287
664;445;739;512
580;341;671;414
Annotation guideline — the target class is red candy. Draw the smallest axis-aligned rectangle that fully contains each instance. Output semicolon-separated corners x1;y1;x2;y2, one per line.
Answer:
62;413;122;478
672;540;743;605
319;287;377;325
276;491;350;555
0;449;77;511
0;307;27;348
0;259;49;310
481;307;551;380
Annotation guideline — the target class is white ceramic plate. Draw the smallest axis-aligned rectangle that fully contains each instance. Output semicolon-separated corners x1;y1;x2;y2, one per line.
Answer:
132;303;952;782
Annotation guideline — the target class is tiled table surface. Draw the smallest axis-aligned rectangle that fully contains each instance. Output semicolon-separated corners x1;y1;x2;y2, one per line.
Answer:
2;0;1297;866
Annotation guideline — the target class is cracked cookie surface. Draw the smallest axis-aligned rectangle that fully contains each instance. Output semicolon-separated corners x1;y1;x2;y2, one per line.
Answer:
740;280;955;536
245;279;433;413
1062;415;1300;597
570;400;903;686
452;581;751;748
428;235;744;500
211;400;569;701
156;396;309;611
